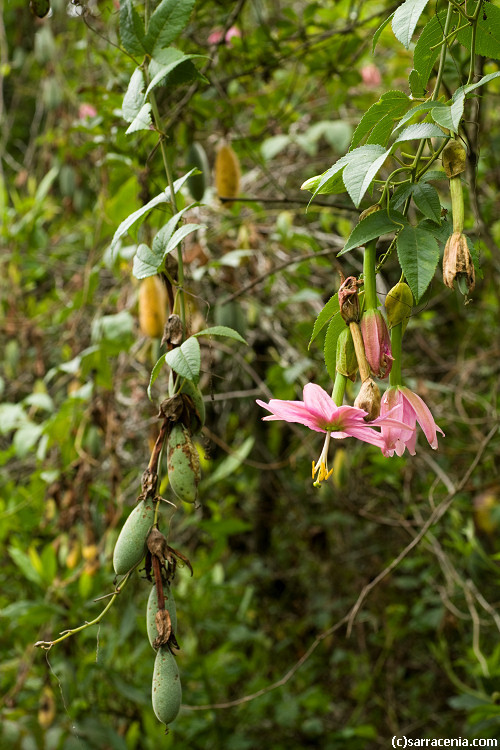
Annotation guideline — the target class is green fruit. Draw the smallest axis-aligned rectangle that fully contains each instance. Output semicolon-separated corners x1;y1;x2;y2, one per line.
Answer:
152;646;182;727
113;500;156;575
147;584;177;649
167;424;201;503
186;143;209;201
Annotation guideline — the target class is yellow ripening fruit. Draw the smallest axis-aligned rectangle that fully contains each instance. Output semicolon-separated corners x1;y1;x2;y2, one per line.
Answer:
38;686;56;730
147;583;178;649
215;144;240;207
167;424;201;503
113;500;156;575
138;276;168;339
152;646;182;727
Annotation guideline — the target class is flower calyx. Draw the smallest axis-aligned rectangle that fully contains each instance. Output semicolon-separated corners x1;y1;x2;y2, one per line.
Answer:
360;309;393;379
443;232;475;294
338;273;362;324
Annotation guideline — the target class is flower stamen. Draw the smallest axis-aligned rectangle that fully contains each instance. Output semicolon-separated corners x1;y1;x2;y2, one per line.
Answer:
312;433;334;487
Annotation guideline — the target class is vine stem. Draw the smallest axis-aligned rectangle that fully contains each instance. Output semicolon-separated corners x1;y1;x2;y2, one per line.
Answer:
349;321;371;383
34;570;134;650
148;89;186;330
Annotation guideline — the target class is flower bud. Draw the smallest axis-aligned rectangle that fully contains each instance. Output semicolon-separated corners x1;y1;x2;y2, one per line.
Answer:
354;377;381;421
338;274;361;324
336;328;358;380
442;232;475;293
360;309;393;379
385;282;413;330
442;139;466;179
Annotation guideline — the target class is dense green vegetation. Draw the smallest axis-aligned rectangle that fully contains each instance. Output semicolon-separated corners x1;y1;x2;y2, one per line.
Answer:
1;0;500;747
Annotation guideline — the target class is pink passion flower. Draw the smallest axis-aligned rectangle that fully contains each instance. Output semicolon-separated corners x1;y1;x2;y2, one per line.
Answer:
257;383;414;485
380;386;444;457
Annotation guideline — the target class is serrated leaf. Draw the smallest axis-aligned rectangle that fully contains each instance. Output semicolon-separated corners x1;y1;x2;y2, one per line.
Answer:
455;70;500;100
143;0;196;58
164;223;203;255
110;172;195;258
419;217;451;243
343;146;389;207
152;205;194;258
390;184;415;211
301;156;349;198
412;183;441;222
420;169;446;183
341;209;407;255
392;0;430;49
122;67;146;123
148;337;202;396
373;12;395;52
309;295;339;348
397;224;440;302
393;122;445;144
431;97;464;133
146;49;203;95
165;336;201;384
413;10;447;86
125;102;152;134
350;91;410;149
393;101;436;133
457;4;500;60
409;69;425;97
119;0;147;57
324;315;346;382
132;243;159;279
192;325;247;344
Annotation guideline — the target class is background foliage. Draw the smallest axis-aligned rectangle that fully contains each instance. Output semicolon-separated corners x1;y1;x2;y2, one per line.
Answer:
1;0;500;747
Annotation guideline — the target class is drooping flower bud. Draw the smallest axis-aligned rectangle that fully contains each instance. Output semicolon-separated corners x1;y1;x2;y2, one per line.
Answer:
442;139;467;179
354;377;381;421
336;328;358;380
385;282;413;330
360;309;393;379
338;274;361;324
442;232;475;293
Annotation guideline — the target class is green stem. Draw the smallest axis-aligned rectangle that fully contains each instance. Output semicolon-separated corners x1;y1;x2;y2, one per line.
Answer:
363;240;378;310
389;323;403;387
34;571;133;649
332;371;347;406
431;3;455;102
148;89;186;331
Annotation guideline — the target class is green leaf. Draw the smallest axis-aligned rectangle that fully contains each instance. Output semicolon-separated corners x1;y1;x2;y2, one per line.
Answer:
393;122;445;145
165;336;201;384
457;4;500;60
412;183;442;222
372;12;395;52
342;145;389;207
110;172;195;258
146;49;204;95
192;326;247;344
413;10;447;87
132;243;159;279
309;294;339;348
9;546;43;588
409;69;425;98
301;156;349;198
397;224;440;302
393;101;436;133
454;70;500;101
341;209;407;255
164;223;203;255
119;0;147;57
324;315;347;382
143;0;196;58
430;98;464;133
350;91;410;149
125;102;152;134
122;67;145;123
147;336;202;398
392;0;430;49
